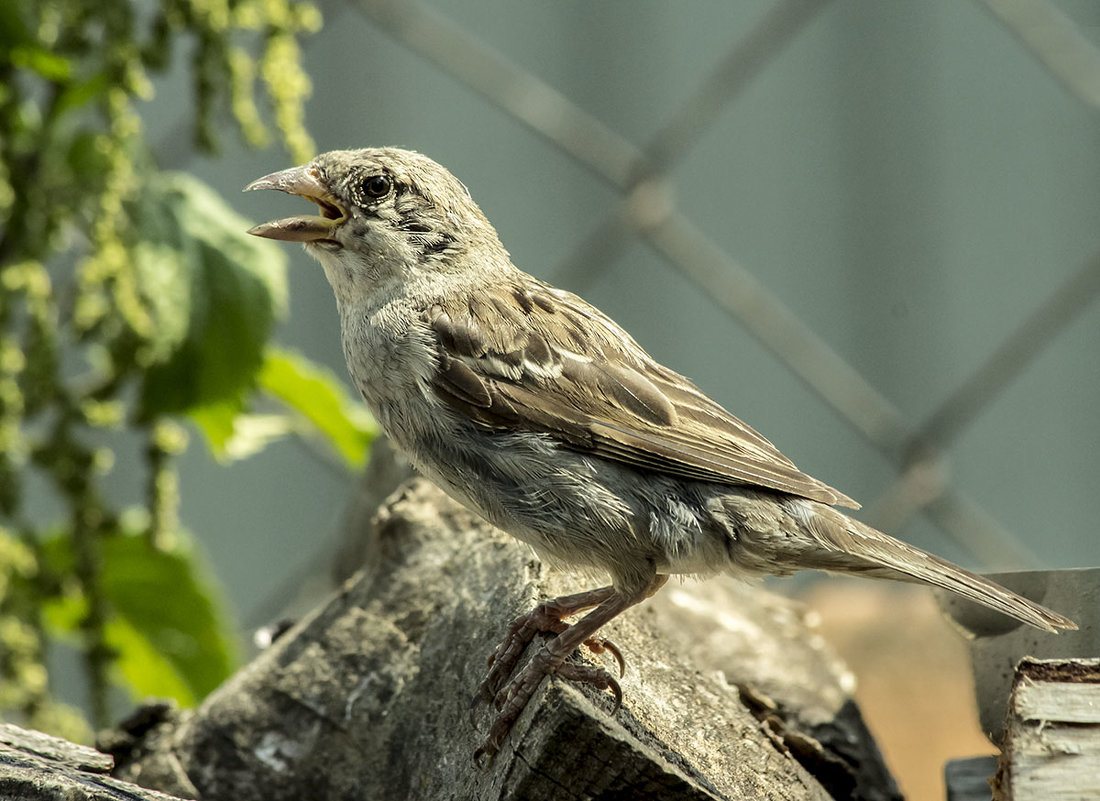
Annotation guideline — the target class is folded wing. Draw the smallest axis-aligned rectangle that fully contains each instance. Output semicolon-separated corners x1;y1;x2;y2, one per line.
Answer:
427;281;859;509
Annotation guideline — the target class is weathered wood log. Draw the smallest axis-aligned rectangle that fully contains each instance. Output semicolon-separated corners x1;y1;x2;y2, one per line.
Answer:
0;721;185;800
105;472;899;800
995;657;1100;801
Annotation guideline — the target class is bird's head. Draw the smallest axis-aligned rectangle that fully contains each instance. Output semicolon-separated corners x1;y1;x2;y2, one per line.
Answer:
245;147;505;300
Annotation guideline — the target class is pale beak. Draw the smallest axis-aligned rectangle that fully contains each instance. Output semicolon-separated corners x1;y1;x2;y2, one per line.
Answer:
244;165;347;242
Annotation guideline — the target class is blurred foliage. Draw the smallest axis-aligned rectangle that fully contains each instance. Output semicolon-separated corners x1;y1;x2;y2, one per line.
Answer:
258;347;377;468
0;0;374;740
39;517;236;707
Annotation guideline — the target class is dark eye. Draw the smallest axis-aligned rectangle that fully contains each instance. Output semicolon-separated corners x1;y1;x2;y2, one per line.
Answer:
362;174;391;199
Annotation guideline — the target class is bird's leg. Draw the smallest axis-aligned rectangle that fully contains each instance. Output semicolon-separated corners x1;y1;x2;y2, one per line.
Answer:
544;618;626;679
474;575;668;764
479;585;618;703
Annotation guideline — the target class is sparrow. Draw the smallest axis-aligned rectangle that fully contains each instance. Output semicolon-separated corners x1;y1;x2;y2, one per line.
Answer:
245;147;1075;761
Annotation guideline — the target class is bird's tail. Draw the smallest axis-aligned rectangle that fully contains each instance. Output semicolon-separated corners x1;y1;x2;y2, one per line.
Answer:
791;504;1076;633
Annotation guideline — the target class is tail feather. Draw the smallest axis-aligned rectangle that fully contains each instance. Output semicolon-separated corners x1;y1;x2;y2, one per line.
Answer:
799;506;1076;633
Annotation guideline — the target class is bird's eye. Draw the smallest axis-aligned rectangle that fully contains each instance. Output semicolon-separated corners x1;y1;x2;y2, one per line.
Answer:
362;174;391;199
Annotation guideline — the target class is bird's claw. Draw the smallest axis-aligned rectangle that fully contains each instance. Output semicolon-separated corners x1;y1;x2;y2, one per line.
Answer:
582;636;626;678
472;647;624;764
557;661;623;713
478;611;553;702
472;744;493;770
471;589;632;763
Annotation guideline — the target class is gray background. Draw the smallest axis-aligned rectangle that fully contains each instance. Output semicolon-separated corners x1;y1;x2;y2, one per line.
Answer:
144;0;1098;628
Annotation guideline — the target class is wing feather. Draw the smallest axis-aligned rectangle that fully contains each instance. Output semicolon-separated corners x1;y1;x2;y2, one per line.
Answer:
427;283;859;509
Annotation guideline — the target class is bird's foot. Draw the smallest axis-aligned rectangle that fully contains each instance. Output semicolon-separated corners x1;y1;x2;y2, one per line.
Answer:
472;588;630;765
473;644;623;766
478;590;625;703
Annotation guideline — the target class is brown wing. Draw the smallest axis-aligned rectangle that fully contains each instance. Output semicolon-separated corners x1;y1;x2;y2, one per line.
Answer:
427;280;859;509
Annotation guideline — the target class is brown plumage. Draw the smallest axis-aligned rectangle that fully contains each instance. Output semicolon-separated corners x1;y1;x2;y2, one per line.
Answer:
428;285;859;508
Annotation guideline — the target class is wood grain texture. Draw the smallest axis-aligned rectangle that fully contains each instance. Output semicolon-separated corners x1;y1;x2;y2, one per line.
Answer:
105;461;898;800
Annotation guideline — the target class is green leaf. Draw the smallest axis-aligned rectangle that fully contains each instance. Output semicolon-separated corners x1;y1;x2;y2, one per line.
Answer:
105;617;195;704
187;398;244;458
10;46;71;81
214;412;293;462
39;525;238;705
98;530;238;701
259;347;378;469
135;173;288;437
41;592;86;634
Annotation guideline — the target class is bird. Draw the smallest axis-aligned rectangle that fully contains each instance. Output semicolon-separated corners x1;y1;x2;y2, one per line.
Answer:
244;147;1075;761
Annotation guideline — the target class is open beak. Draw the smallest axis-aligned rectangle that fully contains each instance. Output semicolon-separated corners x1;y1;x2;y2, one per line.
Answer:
244;165;347;243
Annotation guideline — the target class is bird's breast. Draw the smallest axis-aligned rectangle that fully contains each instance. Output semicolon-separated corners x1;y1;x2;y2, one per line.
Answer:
338;300;438;403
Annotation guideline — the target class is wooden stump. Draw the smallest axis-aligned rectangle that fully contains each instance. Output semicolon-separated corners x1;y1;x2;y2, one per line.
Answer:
996;657;1100;801
0;721;185;801
102;474;899;800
